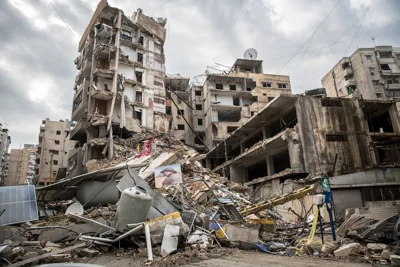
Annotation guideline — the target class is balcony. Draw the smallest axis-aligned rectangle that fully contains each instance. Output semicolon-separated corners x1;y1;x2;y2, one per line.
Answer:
343;67;353;77
93;68;114;79
94;44;116;58
378;57;395;64
90;89;113;100
375;46;393;52
70;119;88;142
388;84;400;90
344;79;356;87
90;115;107;126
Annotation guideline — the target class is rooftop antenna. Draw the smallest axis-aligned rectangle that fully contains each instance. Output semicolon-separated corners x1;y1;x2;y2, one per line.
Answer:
371;36;376;46
243;48;258;60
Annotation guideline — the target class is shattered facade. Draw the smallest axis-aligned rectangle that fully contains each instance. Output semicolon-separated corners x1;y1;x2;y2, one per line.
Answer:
6;144;36;186
36;119;77;186
206;95;400;218
70;0;168;168
201;59;292;149
322;46;400;102
0;123;11;184
164;75;193;144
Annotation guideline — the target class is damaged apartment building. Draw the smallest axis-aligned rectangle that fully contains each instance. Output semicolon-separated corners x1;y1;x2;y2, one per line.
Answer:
69;0;167;173
198;59;292;150
36;119;77;186
322;46;400;102
206;94;400;218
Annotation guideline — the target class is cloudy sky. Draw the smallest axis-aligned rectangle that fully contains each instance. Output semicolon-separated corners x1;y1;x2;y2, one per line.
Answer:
1;0;399;149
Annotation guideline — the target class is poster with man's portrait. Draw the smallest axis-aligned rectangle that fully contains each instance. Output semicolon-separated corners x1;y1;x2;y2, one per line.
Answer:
154;163;183;188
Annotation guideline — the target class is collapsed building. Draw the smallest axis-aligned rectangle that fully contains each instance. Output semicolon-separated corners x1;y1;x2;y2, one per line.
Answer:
200;59;292;149
0;123;11;184
69;0;168;174
206;94;400;219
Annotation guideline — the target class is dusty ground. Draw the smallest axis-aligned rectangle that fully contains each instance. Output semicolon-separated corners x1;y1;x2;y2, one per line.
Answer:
84;249;370;267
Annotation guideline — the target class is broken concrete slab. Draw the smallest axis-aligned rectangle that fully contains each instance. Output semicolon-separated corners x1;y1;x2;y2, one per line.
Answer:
160;224;179;257
367;243;388;252
76;180;119;207
390;255;400;266
216;224;259;243
81;248;100;257
381;249;392;260
334;243;361;257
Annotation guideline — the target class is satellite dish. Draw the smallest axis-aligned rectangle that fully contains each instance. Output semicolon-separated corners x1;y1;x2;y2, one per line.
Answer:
244;48;258;60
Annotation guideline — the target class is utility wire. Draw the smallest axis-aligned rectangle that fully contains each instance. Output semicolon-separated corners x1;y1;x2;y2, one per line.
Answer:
149;0;172;16
342;0;376;56
48;0;78;42
275;0;341;74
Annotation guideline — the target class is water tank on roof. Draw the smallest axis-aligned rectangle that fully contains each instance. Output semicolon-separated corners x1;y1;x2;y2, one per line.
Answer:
115;186;152;233
305;88;326;96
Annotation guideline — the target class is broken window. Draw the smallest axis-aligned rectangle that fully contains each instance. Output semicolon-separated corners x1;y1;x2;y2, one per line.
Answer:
56;131;61;135
321;99;343;107
73;91;83;112
198;119;203;126
154;97;165;104
121;30;132;40
177;124;185;130
154;81;163;86
369;67;375;74
372;80;380;86
388;80;393;84
104;84;109;91
196;104;202;110
138;36;144;45
136;91;143;103
262;82;271;88
246;87;252;91
366;55;372;61
263;93;267;96
53;160;58;165
166;106;172;115
227;126;238;133
381;64;390;71
137;53;143;64
195;90;202;96
233;96;240;106
135;71;143;83
216;83;223;89
362;186;400;201
179;109;184;116
55;140;60;145
376;93;383;98
278;83;288;89
379;51;392;59
394;77;400;84
229;84;236;91
251;111;255;116
49;150;59;155
133;110;142;123
326;134;346;142
342;62;351;69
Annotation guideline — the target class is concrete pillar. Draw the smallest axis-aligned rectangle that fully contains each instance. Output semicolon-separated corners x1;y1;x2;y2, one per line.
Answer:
266;156;274;176
240;142;245;153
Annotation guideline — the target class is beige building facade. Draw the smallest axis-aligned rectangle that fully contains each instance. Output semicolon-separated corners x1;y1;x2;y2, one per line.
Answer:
201;59;292;150
37;119;77;186
322;46;400;102
6;145;36;186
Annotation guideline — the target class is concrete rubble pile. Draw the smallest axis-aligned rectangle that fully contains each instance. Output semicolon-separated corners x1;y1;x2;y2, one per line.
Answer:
2;135;400;266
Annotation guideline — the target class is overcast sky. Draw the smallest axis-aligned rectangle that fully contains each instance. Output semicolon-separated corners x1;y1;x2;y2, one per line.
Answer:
1;0;399;149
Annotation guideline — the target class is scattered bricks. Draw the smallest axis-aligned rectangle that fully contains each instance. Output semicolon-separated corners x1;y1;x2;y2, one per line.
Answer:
80;248;100;257
367;243;388;252
100;206;110;217
381;249;392;260
3;246;24;260
334;243;361;257
390;255;400;266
